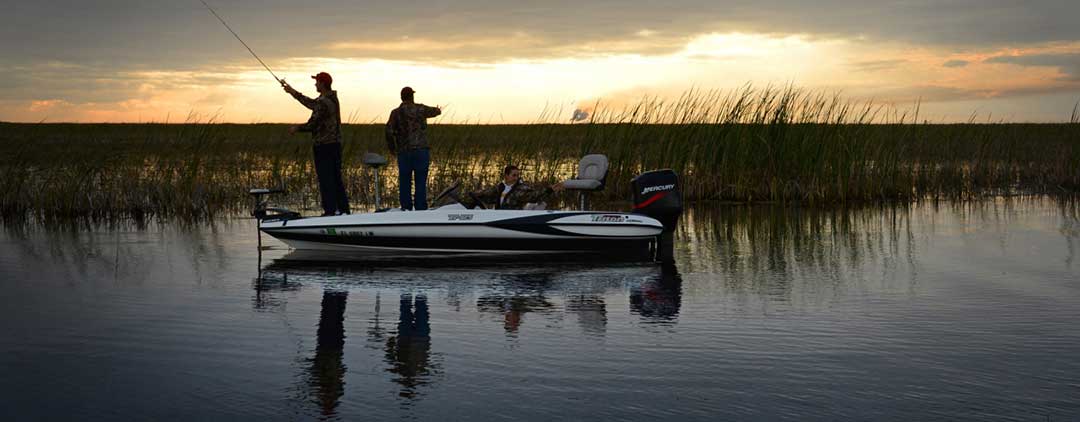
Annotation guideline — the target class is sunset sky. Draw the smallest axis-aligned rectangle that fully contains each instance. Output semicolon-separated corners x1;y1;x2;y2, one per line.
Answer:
2;0;1079;123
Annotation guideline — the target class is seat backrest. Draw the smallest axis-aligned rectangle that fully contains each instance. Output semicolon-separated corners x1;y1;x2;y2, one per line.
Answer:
577;154;609;181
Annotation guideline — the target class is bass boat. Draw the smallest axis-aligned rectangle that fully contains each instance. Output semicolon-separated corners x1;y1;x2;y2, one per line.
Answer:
252;155;682;262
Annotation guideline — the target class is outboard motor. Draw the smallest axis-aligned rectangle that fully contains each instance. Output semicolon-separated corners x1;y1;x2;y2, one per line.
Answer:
631;169;682;264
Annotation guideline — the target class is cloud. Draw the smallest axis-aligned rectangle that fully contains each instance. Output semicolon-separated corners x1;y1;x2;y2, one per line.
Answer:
0;62;251;103
850;59;907;72
857;82;1080;104
28;99;73;112
985;53;1080;80
4;2;1080;123
3;1;1080;70
985;53;1080;66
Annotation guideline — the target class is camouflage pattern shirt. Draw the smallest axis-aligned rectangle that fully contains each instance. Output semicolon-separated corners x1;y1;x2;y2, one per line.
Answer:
291;90;342;145
385;102;441;153
469;181;554;210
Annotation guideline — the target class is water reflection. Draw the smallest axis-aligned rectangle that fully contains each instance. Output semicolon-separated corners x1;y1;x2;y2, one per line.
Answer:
308;291;348;417
3;197;1079;420
477;291;557;337
253;255;672;412
677;203;923;308
247;198;1080;419
252;270;301;312
629;265;682;324
385;293;434;399
566;294;607;336
476;271;560;337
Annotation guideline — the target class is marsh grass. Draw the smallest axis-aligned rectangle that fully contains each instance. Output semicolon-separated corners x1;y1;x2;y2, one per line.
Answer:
2;86;1079;221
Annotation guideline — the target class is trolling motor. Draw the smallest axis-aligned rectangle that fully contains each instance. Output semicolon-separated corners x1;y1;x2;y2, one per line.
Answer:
249;187;299;253
631;169;683;264
250;187;300;222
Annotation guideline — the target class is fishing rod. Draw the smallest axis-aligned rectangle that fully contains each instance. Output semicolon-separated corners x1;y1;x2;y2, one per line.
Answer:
198;0;285;86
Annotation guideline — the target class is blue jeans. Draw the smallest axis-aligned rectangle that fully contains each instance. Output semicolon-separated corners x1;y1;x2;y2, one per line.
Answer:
313;142;350;215
397;149;430;210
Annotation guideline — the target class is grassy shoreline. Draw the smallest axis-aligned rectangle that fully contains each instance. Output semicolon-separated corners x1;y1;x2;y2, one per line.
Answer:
3;89;1079;220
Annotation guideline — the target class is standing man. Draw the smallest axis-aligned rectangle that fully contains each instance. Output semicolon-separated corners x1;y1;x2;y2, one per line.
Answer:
284;72;350;216
385;87;441;211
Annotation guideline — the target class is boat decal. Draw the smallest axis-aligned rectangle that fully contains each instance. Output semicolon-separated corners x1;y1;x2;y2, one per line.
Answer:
633;191;669;209
641;184;676;195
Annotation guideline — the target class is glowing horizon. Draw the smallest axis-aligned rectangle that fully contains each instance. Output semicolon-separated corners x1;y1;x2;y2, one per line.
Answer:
3;2;1079;123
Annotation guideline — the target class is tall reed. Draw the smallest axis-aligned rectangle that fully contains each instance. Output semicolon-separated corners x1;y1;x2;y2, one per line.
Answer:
2;86;1079;221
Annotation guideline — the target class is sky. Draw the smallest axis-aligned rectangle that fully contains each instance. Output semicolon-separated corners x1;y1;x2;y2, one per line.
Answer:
2;0;1079;123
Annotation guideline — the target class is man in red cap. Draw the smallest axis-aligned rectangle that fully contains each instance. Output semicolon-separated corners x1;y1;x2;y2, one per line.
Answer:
385;86;441;210
283;72;350;216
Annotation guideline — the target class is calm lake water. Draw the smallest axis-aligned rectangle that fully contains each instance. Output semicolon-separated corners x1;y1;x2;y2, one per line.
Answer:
2;199;1079;421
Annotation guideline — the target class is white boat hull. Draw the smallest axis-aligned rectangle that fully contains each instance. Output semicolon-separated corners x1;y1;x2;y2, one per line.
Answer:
259;209;664;254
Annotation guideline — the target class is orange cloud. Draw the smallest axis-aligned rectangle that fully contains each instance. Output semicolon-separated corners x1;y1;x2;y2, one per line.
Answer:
4;34;1080;123
28;99;72;112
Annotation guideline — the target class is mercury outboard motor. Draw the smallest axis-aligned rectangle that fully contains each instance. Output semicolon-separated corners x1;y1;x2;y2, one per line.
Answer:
631;169;682;264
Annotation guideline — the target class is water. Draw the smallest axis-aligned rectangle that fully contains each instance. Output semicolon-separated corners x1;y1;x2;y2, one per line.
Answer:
2;199;1079;421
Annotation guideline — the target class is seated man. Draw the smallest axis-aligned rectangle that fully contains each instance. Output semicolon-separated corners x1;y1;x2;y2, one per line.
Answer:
468;165;564;210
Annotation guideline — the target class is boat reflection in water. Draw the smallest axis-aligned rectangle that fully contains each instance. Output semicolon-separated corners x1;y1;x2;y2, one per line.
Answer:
629;265;682;323
253;251;681;416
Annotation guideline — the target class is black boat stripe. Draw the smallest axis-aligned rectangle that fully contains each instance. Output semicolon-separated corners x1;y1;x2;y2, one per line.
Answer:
485;213;583;236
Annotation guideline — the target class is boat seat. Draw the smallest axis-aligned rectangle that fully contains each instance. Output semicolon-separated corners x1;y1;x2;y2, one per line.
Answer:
562;179;601;190
362;152;388;168
562;154;608;210
562;154;608;191
363;152;389;209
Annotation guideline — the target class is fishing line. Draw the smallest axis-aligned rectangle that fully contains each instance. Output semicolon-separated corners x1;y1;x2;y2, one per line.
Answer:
198;0;284;85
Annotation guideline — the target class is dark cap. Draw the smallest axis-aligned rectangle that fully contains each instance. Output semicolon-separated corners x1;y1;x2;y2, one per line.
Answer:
401;86;415;96
311;72;333;85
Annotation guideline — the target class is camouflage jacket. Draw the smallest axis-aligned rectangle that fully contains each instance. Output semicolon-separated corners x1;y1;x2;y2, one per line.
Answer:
291;90;341;145
385;102;441;153
469;181;554;210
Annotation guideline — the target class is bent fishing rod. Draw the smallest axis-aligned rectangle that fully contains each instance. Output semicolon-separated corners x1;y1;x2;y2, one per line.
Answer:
198;0;285;86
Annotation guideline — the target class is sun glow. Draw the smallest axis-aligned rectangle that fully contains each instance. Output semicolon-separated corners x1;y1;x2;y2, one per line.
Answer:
4;34;1079;123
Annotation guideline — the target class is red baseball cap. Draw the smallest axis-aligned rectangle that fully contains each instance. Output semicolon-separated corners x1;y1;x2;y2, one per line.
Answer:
311;72;332;85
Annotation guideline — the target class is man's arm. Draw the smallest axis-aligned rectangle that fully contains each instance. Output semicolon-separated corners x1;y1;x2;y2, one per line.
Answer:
515;184;554;204
469;184;501;207
423;104;442;118
298;99;327;132
284;84;318;110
